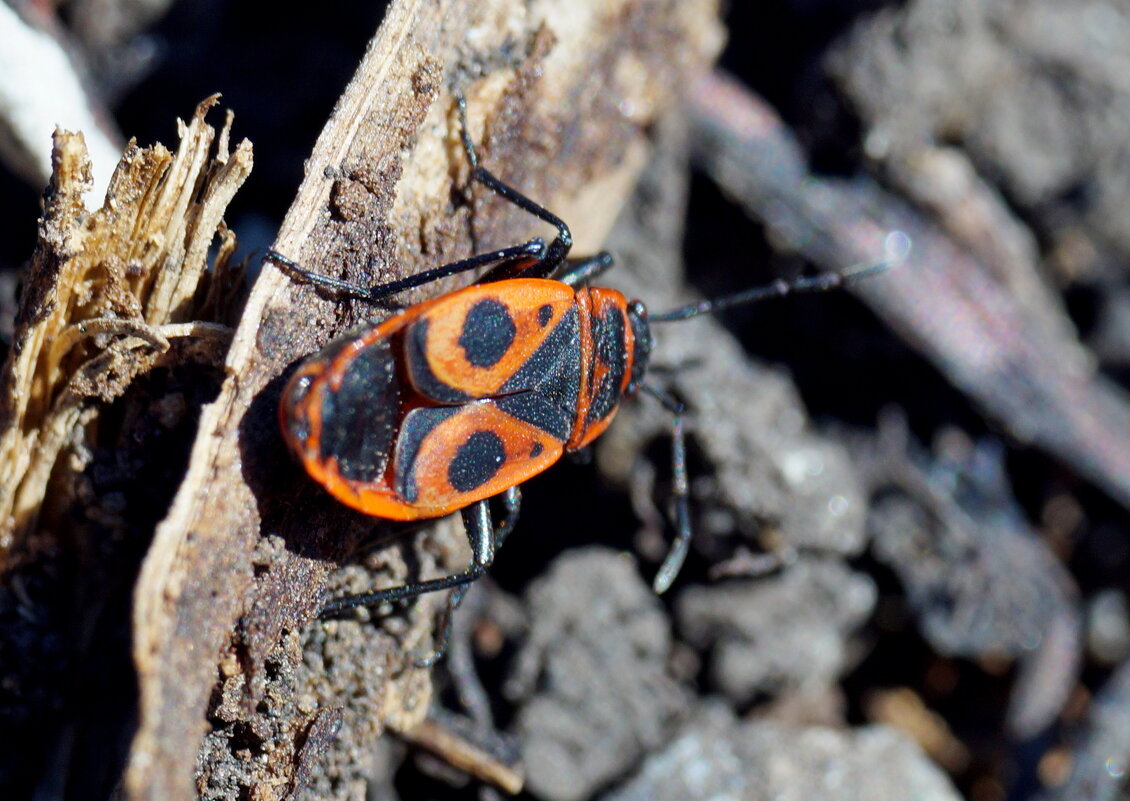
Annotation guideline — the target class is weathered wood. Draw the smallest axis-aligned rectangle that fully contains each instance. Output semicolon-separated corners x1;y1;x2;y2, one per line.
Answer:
125;1;723;798
0;99;248;560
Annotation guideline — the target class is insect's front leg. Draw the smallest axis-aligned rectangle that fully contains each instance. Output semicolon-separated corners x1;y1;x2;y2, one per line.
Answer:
455;91;574;273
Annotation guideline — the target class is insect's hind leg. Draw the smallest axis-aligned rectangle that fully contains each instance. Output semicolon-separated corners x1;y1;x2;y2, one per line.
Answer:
319;491;521;666
318;553;485;618
416;488;520;667
318;503;494;621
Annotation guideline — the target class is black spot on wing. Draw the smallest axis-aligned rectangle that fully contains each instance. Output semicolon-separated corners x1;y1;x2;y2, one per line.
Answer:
395;405;460;502
320;339;400;483
499;306;581;436
448;429;508;492
406;318;472;403
537;303;553;327
587;305;627;424
459;298;517;368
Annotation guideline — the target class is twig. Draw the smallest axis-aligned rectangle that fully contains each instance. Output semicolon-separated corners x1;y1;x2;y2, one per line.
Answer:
0;2;123;194
688;70;1130;513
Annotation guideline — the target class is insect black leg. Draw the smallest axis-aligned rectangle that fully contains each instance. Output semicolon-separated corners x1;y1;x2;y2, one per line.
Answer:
318;563;485;618
640;384;691;594
414;580;473;669
415;498;507;667
319;502;496;620
493;485;521;549
456;92;573;275
265;239;547;304
320;492;519;666
558;252;616;287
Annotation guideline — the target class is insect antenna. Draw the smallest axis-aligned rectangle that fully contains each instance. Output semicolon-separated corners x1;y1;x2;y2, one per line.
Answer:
636;232;908;591
648;232;910;324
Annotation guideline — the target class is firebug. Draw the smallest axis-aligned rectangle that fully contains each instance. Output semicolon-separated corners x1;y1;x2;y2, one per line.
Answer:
266;94;903;661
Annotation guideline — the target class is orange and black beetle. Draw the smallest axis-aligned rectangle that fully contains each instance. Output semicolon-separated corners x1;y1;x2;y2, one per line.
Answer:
266;95;896;656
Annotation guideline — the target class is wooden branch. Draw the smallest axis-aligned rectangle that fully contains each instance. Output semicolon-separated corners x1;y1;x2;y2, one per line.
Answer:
687;71;1130;513
125;1;723;799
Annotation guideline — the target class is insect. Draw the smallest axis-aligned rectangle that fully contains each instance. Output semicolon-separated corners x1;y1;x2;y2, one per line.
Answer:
266;94;899;661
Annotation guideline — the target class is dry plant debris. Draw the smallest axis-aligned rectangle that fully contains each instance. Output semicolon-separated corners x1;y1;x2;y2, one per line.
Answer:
687;69;1130;516
0;95;250;561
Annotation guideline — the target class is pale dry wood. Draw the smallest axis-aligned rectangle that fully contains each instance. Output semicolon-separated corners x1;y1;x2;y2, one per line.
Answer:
0;95;249;799
125;0;724;798
0;1;123;194
0;97;250;561
401;716;525;794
